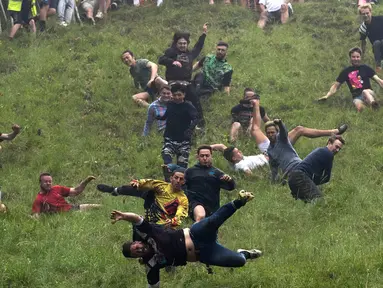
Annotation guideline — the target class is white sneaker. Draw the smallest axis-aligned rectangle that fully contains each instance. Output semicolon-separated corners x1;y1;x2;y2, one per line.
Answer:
288;3;293;14
95;11;104;19
237;248;263;260
58;21;68;27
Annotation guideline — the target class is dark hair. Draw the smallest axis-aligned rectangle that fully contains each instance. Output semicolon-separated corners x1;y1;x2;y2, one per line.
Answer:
217;41;229;48
223;146;235;163
328;135;345;145
172;167;186;175
39;172;51;182
170;82;187;94
171;31;191;48
122;241;134;258
121;50;134;58
348;47;362;57
197;145;212;155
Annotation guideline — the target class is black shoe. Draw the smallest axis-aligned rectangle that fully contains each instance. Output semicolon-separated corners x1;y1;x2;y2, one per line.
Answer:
336;124;348;135
372;101;380;110
97;184;115;193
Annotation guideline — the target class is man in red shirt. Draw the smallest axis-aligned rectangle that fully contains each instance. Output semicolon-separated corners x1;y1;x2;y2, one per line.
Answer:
31;173;100;218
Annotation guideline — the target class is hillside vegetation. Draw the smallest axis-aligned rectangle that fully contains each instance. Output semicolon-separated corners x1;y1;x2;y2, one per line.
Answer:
1;0;383;287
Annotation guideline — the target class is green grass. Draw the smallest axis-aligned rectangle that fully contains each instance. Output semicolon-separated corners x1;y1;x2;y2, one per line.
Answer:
1;0;383;287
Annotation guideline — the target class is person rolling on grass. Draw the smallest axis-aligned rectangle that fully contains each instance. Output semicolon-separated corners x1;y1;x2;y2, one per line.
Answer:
319;47;383;112
257;0;293;29
142;85;172;137
158;83;198;170
229;88;270;143
288;135;345;202
31;173;100;218
96;169;188;229
121;49;167;107
0;124;21;151
110;190;262;288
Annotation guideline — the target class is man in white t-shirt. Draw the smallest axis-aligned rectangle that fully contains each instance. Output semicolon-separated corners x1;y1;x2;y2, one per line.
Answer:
257;0;293;29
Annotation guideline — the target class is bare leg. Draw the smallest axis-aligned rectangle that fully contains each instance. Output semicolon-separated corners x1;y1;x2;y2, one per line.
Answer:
362;89;376;105
230;122;241;143
250;101;269;153
132;92;150;107
79;204;102;211
48;8;56;16
29;19;36;34
194;205;206;222
280;4;289;24
257;12;268;29
9;23;22;39
288;126;338;146
209;0;214;4
153;76;168;90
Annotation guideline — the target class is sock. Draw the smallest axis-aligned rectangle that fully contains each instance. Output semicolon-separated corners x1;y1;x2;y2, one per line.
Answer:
40;21;46;32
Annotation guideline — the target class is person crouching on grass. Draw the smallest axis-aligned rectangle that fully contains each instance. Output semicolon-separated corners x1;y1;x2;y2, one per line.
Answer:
31;173;101;218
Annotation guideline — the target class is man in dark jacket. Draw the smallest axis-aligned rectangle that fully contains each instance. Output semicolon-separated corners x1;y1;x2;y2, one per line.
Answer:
159;83;198;169
158;23;208;126
185;145;236;222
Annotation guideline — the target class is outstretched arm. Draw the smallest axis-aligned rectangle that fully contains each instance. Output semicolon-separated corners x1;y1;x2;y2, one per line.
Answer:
210;143;227;152
318;82;341;101
0;124;21;141
273;119;288;142
147;61;158;86
69;176;96;196
372;75;383;88
110;210;143;224
191;23;208;60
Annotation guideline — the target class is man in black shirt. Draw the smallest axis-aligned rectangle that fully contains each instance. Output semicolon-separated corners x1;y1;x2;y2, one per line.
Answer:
185;145;236;222
159;83;198;169
359;4;383;72
111;191;262;288
230;88;270;143
159;24;208;126
319;47;383;112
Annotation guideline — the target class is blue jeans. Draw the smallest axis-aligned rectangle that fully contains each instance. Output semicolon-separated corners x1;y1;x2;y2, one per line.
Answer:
190;202;246;267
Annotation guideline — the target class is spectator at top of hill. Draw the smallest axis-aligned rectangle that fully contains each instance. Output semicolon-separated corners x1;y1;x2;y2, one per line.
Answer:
257;0;293;29
209;0;232;4
230;88;270;143
80;0;98;25
358;4;383;72
39;0;58;31
319;47;383;112
288;135;345;203
142;85;172;136
0;124;21;150
122;49;167;107
7;0;37;40
158;83;198;169
158;23;208;127
31;173;101;218
193;41;233;98
57;0;75;26
95;0;110;19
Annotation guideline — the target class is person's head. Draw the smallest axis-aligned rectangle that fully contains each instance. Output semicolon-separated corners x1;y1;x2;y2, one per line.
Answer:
327;135;345;155
197;145;213;167
216;41;229;60
172;32;190;52
158;85;172;103
348;47;362;67
243;88;260;100
359;4;372;23
170;83;186;104
121;50;135;66
223;146;243;164
265;121;279;143
39;173;53;193
122;241;151;258
170;169;186;191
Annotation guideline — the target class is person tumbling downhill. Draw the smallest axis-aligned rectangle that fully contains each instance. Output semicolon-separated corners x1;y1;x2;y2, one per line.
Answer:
110;191;262;288
158;23;208;127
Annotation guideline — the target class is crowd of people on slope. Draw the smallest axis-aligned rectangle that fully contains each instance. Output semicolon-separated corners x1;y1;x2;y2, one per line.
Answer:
2;1;383;287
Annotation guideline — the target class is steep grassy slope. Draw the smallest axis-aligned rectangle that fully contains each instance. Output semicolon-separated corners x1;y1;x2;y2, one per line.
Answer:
1;1;383;287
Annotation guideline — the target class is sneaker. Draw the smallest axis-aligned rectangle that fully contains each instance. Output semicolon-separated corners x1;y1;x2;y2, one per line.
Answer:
237;248;263;260
97;184;115;193
238;190;254;203
372;101;380;110
288;3;293;15
58;21;68;27
95;11;104;19
336;124;348;135
111;2;118;10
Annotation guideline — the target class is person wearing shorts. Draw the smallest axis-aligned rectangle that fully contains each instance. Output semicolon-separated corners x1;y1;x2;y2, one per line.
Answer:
39;0;58;31
80;0;97;24
257;0;293;29
7;0;37;39
288;135;345;202
319;47;383;112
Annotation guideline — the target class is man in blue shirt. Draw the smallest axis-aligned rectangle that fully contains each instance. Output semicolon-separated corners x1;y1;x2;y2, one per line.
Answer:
288;135;345;202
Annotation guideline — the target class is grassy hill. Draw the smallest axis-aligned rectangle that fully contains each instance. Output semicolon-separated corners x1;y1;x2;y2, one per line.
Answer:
1;0;383;287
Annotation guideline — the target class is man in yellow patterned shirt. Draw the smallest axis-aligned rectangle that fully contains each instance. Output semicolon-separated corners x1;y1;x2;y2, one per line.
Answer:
97;169;188;228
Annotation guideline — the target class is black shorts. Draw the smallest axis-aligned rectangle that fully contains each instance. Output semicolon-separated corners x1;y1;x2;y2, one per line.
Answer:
40;0;58;9
188;200;212;221
288;170;322;202
9;6;31;25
